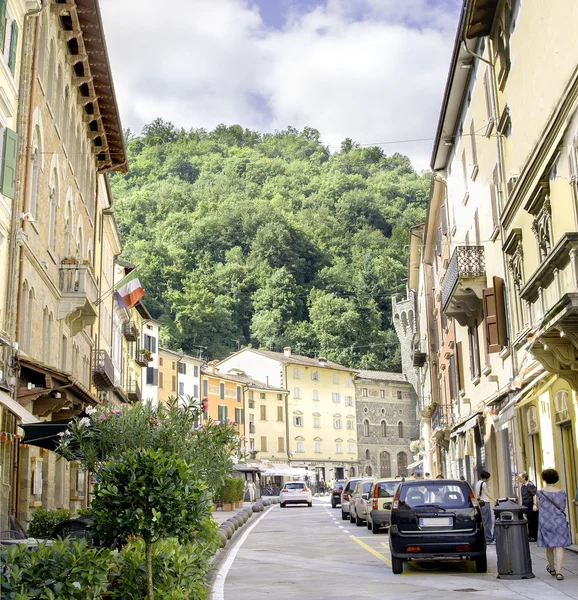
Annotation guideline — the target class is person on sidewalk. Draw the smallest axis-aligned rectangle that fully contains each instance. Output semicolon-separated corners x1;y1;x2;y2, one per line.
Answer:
475;470;496;544
246;480;255;503
536;468;572;581
519;472;538;541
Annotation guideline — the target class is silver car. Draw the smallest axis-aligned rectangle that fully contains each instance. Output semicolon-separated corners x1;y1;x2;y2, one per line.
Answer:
366;478;399;534
340;477;363;520
349;480;374;526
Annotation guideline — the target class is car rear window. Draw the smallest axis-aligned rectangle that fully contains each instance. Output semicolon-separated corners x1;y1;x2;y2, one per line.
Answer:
361;482;372;493
285;483;305;490
400;482;472;509
333;482;344;490
345;479;361;492
376;482;398;498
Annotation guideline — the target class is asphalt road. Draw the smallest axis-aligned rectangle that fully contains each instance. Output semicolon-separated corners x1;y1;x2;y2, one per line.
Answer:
214;498;578;600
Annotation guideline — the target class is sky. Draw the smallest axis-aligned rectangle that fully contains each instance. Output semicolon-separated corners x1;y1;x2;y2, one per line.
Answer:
99;0;462;171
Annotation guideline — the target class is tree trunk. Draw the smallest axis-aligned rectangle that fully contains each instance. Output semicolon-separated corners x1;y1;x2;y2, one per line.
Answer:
145;539;154;600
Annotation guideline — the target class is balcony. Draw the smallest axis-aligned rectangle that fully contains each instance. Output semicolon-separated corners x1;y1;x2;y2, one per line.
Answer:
122;321;138;342
431;402;454;431
135;349;152;367
58;263;98;335
93;349;115;390
441;246;486;327
126;379;142;403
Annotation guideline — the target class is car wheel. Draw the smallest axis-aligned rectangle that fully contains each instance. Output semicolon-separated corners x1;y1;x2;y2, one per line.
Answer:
475;554;487;573
349;511;355;524
372;521;380;534
307;502;312;507
341;510;348;521
391;556;403;575
280;503;286;508
366;518;371;530
331;502;336;509
355;514;363;526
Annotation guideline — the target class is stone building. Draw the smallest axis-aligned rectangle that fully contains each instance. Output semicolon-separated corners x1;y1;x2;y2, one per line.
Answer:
354;370;418;478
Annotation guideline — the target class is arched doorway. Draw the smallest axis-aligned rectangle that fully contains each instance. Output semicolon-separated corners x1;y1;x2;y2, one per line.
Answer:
397;452;407;476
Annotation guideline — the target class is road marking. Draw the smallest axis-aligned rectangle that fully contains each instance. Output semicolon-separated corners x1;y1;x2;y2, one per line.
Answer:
338;525;344;529
211;506;275;600
353;537;392;567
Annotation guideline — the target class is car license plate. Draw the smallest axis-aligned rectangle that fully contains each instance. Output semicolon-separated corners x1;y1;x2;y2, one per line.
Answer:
419;517;452;527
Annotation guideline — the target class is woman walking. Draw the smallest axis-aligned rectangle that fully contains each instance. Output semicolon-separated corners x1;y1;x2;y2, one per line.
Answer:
536;468;572;581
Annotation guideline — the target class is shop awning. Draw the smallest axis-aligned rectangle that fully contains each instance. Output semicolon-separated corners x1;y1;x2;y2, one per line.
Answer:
0;390;39;425
20;417;81;452
408;460;423;469
261;466;309;477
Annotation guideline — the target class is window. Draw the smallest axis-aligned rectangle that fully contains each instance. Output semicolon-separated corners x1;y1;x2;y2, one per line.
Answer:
345;395;353;406
261;436;268;452
296;441;304;453
218;405;228;422
314;417;320;428
483;68;496;133
348;444;355;454
259;392;266;400
362;388;368;397
311;370;319;381
278;437;285;452
294;387;300;399
345;378;351;388
6;20;18;75
194;365;199;377
48;171;58;252
398;421;404;438
42;307;49;362
220;382;225;399
380;389;385;398
347;420;354;430
172;375;176;392
235;408;244;425
483;276;508;354
249;439;255;451
336;443;343;454
315;442;321;453
277;393;283;401
381;421;387;437
333;374;339;384
178;381;185;395
379;451;391;478
203;379;208;397
313;390;318;401
159;372;164;388
397;452;408;476
46;40;55;104
365;449;370;460
178;362;186;374
293;368;300;379
333;419;342;429
28;128;41;219
143;334;156;353
470;120;478;178
293;416;303;427
171;362;176;370
237;386;242;402
363;420;369;437
277;406;283;421
193;384;199;398
490;165;500;231
146;367;158;386
461;149;468;200
260;405;266;420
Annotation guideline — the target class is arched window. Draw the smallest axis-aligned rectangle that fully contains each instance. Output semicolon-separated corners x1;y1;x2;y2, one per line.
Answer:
363;419;369;437
55;64;63;126
47;312;53;364
28;127;41;218
62;87;70;148
77;225;84;260
365;449;370;461
365;465;372;477
46;41;55;104
37;15;47;84
20;281;29;351
26;288;34;354
380;451;391;478
381;420;387;437
398;421;404;438
48;169;59;252
42;307;49;362
349;467;355;477
397;452;407;476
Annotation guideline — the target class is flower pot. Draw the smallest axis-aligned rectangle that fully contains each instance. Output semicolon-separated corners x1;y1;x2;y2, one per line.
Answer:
222;502;233;512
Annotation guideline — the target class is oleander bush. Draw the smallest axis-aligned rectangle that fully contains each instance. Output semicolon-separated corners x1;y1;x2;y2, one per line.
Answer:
27;508;72;538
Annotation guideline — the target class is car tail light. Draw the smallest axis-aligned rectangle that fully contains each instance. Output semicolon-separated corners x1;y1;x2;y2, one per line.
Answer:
281;489;288;493
407;546;421;553
343;493;349;501
468;487;480;508
456;545;470;551
302;488;309;492
372;498;378;510
392;487;401;510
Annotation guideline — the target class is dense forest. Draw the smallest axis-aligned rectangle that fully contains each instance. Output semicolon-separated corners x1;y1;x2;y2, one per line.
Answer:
110;120;430;371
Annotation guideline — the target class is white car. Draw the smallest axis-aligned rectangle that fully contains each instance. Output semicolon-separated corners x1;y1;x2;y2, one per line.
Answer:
279;481;313;507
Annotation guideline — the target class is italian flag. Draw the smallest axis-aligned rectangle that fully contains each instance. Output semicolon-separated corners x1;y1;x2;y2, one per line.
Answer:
115;270;145;309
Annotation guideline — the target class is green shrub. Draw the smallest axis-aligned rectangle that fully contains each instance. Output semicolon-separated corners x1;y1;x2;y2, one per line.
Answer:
110;537;216;600
235;478;245;501
28;508;72;538
0;538;111;599
220;478;237;504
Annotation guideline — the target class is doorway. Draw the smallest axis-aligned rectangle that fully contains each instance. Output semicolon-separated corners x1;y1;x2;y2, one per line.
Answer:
560;423;577;543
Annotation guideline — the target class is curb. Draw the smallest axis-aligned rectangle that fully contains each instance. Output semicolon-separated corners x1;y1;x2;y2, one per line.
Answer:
207;499;278;593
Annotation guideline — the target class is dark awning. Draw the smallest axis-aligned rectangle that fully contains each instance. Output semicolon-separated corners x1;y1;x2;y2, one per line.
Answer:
20;417;83;453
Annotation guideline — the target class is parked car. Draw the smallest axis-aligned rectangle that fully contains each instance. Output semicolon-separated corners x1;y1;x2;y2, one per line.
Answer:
349;480;374;526
340;477;363;520
330;480;346;508
366;478;399;534
279;481;313;508
388;479;487;575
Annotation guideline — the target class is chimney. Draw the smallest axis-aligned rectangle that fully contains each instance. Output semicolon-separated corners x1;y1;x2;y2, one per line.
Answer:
283;347;292;357
318;357;327;367
208;360;218;374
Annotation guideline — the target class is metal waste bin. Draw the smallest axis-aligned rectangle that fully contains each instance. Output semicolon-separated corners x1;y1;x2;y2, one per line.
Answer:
493;499;535;580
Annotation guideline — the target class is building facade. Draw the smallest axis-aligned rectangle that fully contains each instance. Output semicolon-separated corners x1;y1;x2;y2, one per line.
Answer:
354;371;418;478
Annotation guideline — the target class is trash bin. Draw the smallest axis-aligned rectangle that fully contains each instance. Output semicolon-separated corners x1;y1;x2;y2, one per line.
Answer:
493;498;535;580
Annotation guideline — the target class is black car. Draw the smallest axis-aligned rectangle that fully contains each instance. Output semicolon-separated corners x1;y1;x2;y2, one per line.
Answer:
388;479;487;575
330;480;346;508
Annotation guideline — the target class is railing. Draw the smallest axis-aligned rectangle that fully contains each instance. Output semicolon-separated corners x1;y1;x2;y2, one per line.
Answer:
126;379;142;402
92;349;115;390
59;263;98;305
441;246;485;310
122;321;138;342
431;402;454;430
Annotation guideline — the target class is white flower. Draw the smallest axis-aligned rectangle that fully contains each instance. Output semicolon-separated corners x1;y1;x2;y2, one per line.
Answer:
85;406;97;415
72;582;81;589
78;417;91;428
58;430;71;438
231;455;239;464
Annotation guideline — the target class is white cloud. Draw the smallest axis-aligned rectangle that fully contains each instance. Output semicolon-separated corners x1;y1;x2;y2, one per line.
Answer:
100;0;459;170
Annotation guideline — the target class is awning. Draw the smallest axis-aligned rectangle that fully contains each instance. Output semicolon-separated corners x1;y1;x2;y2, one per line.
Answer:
0;390;39;425
20;417;81;452
261;466;309;477
408;460;423;469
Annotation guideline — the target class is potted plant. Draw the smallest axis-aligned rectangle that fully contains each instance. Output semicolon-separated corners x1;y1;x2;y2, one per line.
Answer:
220;478;236;511
141;349;153;363
61;256;78;265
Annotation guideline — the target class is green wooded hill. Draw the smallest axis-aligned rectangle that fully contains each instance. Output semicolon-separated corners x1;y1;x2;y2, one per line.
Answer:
110;120;430;371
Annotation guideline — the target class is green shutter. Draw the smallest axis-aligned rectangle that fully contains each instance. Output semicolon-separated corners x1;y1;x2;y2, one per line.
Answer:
0;0;6;49
240;408;244;425
218;405;223;422
8;21;17;74
223;406;228;421
1;128;18;199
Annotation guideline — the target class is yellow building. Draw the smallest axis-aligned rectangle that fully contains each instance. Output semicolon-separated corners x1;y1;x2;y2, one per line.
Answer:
218;347;358;482
158;347;180;404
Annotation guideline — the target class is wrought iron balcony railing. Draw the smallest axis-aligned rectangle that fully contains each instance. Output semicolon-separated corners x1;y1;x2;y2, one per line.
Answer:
92;349;115;390
126;379;142;402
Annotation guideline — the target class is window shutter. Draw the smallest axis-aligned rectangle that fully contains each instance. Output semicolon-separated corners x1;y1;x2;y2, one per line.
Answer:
261;436;267;452
1;128;18;199
456;342;465;391
153;369;158;386
493;276;508;347
151;337;156;353
240;408;244;425
218;405;223;422
277;406;283;421
146;366;153;385
483;284;503;353
260;405;266;420
172;375;176;391
0;0;6;48
440;204;448;236
8;21;18;74
159;372;163;388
